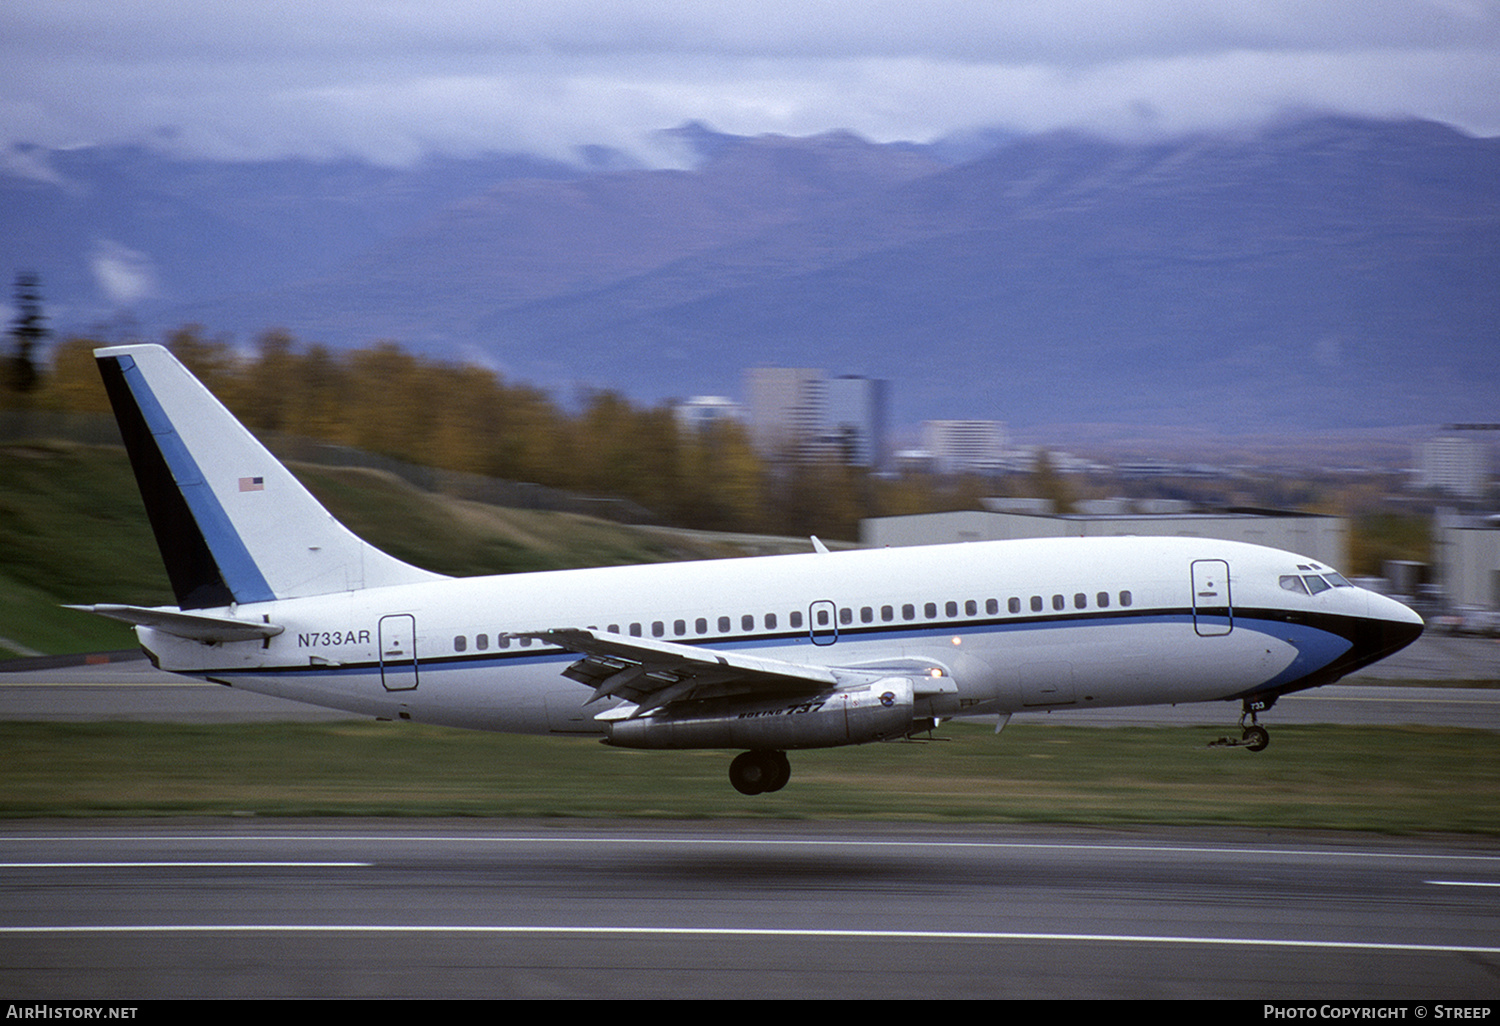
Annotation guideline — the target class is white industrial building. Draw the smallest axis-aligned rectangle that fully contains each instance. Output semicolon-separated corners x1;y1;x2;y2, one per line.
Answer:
1434;510;1500;609
862;507;1348;569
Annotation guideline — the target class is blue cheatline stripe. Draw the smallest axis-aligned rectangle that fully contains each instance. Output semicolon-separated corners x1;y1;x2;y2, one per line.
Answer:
117;355;276;605
186;611;1360;698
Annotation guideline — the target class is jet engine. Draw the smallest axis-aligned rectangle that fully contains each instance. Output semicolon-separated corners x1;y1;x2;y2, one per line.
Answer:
602;677;917;750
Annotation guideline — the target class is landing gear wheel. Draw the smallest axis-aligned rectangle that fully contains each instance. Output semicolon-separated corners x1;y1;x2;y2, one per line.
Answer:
1242;724;1270;752
764;751;791;793
729;750;790;795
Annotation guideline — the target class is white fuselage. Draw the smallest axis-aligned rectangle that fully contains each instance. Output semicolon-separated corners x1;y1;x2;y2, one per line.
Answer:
136;535;1421;742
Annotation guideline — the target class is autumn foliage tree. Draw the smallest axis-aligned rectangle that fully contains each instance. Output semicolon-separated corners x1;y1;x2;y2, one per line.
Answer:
31;325;981;540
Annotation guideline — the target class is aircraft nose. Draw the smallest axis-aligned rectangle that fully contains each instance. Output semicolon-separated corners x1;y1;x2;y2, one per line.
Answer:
1368;592;1424;660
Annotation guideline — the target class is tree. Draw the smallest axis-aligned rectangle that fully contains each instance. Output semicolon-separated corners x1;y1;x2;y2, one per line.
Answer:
6;271;48;400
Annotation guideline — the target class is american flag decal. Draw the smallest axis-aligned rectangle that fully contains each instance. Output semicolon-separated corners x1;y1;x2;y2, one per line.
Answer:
239;476;265;492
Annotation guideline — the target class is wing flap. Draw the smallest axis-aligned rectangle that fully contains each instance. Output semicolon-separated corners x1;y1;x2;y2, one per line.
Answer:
518;628;841;715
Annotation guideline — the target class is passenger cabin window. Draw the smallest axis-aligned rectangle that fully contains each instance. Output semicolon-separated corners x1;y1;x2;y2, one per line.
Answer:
454;635;467;652
1031;596;1043;612
790;611;803;629
1009;598;1021;614
1120;591;1133;606
766;613;778;629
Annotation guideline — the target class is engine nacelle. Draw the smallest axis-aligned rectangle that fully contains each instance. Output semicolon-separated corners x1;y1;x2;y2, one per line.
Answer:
603;678;917;750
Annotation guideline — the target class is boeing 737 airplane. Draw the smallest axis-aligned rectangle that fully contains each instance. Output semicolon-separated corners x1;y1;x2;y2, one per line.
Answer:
75;344;1423;794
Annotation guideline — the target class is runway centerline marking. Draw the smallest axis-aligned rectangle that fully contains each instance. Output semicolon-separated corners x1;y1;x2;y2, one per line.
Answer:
1426;879;1500;888
0;861;371;869
1;923;1498;957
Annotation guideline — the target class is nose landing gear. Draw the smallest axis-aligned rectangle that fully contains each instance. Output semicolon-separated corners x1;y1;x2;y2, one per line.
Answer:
1209;698;1273;752
729;750;791;794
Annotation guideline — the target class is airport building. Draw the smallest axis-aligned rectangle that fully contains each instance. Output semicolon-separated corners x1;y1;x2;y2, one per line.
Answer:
1434;510;1500;609
862;505;1349;570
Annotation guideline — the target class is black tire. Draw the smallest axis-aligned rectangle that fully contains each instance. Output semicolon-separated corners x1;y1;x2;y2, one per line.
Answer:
1243;725;1270;752
763;751;791;793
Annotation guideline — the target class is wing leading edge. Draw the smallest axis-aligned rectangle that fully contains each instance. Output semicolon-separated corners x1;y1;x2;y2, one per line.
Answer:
519;628;838;716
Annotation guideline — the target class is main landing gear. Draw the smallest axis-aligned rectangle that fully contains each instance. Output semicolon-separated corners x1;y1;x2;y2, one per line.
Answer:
729;750;791;795
1209;697;1273;752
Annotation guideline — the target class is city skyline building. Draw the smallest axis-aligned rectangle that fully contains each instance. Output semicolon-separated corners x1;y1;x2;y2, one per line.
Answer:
744;367;887;469
922;420;1009;475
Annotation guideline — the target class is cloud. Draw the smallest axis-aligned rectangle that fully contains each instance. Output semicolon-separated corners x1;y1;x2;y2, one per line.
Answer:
3;1;1497;164
90;240;159;305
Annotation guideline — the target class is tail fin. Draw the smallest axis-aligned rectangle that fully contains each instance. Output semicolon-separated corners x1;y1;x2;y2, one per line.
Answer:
96;344;445;610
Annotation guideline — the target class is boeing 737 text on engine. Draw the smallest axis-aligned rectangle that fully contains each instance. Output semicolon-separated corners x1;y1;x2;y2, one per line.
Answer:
75;345;1424;794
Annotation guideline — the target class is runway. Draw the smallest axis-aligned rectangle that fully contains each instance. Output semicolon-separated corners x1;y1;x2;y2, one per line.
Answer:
2;819;1498;999
2;636;1497;999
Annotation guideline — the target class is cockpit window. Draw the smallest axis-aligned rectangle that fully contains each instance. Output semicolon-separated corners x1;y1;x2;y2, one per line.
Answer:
1303;575;1332;595
1279;575;1309;595
1325;571;1353;587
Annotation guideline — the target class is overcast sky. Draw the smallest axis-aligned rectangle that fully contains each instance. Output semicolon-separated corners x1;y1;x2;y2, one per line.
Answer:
4;1;1499;166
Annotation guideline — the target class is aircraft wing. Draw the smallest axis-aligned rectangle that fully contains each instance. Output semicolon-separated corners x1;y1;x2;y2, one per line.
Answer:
517;628;845;716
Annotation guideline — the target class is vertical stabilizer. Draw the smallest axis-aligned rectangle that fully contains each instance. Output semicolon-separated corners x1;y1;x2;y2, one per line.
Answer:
96;344;445;609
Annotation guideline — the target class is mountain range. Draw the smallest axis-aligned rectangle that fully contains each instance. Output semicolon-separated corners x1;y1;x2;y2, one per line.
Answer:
3;116;1497;436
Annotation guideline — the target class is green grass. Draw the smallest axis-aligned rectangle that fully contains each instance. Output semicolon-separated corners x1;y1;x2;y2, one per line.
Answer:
3;720;1496;833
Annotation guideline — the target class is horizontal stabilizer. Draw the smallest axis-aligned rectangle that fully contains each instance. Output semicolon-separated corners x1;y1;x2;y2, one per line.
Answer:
68;604;284;644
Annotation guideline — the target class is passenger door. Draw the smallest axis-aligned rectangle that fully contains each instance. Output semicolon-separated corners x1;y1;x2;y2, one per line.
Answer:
1191;560;1232;636
378;614;419;690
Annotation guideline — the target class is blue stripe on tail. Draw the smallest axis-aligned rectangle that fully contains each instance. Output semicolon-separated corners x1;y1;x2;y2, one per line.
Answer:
99;353;275;609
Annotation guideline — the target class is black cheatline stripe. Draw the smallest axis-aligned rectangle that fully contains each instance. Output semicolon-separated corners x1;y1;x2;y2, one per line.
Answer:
97;355;235;610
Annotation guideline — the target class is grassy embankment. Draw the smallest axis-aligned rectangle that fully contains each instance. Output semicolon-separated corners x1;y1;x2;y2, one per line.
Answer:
0;440;798;658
